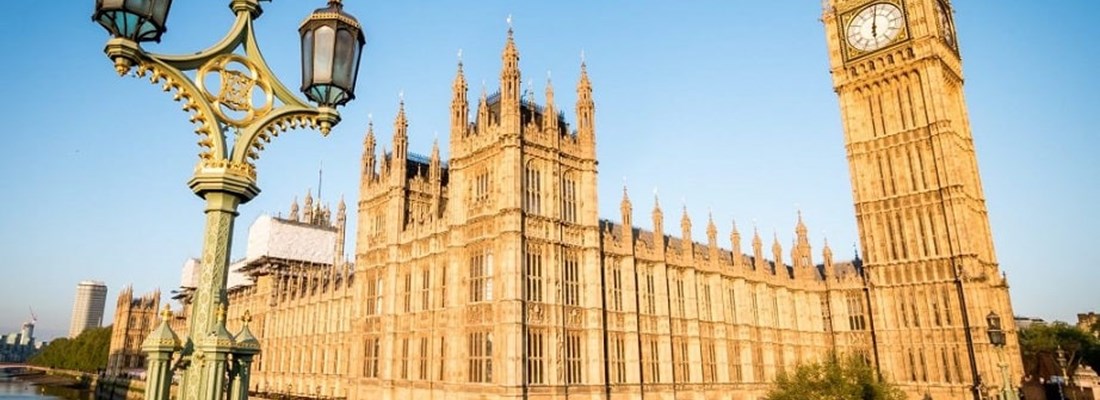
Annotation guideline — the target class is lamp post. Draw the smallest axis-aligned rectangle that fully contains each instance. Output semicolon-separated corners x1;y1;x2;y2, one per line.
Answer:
1055;346;1068;400
90;1;365;400
986;312;1018;400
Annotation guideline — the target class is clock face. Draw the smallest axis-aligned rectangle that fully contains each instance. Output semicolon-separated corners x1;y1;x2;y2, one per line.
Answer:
846;3;905;52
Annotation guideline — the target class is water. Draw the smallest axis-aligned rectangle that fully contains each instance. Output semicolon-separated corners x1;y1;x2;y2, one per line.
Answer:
0;377;95;400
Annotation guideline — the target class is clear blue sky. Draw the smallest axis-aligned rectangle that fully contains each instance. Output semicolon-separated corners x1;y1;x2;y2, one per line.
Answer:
0;2;1096;340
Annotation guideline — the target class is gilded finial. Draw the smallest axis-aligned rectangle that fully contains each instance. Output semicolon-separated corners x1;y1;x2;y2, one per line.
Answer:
506;14;513;33
241;310;252;326
216;303;227;323
160;305;172;321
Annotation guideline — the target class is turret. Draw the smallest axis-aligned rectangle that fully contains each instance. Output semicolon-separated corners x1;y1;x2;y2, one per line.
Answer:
476;84;489;133
791;210;814;277
620;185;632;239
391;96;409;185
429;139;443;219
822;237;836;279
576;57;595;155
289;197;300;221
303;190;314;223
500;20;521;132
361;118;377;185
653;193;665;254
451;51;468;142
772;233;784;277
429;138;442;183
334;196;346;266
680;205;692;254
707;212;719;263
752;226;765;272
544;72;558;133
731;220;744;269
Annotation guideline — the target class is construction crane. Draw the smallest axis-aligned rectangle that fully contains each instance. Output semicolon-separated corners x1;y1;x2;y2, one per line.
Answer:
28;307;37;325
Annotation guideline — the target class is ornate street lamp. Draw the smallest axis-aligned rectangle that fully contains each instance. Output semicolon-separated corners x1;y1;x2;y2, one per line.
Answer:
986;311;1019;400
1055;346;1068;400
89;1;365;400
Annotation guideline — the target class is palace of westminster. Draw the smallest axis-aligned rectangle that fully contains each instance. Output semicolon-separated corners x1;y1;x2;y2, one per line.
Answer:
108;1;1021;399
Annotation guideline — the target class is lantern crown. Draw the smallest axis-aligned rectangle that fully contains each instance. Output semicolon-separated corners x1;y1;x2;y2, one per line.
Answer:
301;0;363;31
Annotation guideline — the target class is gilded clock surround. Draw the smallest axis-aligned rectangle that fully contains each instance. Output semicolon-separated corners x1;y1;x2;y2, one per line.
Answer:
838;0;911;61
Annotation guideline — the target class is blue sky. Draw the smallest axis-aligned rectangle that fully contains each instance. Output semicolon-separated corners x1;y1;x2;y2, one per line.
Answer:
0;2;1096;340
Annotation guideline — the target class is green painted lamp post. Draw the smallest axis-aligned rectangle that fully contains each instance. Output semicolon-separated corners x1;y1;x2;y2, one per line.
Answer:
986;311;1019;400
90;1;365;400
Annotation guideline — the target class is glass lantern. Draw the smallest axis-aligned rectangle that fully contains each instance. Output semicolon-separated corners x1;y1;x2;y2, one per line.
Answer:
299;0;366;107
93;0;173;43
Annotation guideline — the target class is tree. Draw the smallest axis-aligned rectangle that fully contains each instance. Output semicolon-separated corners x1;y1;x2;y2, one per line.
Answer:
764;353;906;400
1018;321;1100;386
28;326;112;372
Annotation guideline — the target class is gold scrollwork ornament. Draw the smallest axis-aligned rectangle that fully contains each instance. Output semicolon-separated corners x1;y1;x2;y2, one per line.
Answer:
196;54;274;127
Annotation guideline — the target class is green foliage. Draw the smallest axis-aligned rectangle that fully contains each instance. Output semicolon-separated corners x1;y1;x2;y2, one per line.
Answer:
764;353;906;400
28;326;112;372
1018;321;1100;382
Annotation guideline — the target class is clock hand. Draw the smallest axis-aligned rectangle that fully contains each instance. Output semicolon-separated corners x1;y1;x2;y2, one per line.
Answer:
873;8;881;40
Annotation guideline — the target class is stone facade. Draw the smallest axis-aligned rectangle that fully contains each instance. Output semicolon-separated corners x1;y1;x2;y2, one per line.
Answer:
108;287;160;374
133;4;1023;399
346;28;875;400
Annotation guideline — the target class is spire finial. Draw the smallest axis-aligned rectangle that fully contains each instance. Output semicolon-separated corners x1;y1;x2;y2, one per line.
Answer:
506;14;513;35
457;48;463;64
160;305;172;321
398;89;405;105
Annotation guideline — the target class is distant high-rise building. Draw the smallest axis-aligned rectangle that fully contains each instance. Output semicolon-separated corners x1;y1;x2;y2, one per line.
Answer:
68;280;108;338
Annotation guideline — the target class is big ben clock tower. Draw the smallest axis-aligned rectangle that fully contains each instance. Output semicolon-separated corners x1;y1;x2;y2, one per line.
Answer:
822;1;1022;399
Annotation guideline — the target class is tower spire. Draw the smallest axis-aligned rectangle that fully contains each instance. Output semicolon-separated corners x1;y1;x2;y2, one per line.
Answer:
652;189;664;243
730;219;743;269
680;204;692;252
391;94;408;185
362;116;376;183
772;232;784;276
393;94;408;157
544;70;558;133
576;52;595;152
752;223;764;272
451;49;468;142
620;183;633;240
477;81;489;132
500;15;521;131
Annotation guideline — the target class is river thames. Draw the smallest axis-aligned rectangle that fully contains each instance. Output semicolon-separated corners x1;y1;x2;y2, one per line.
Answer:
0;377;94;400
